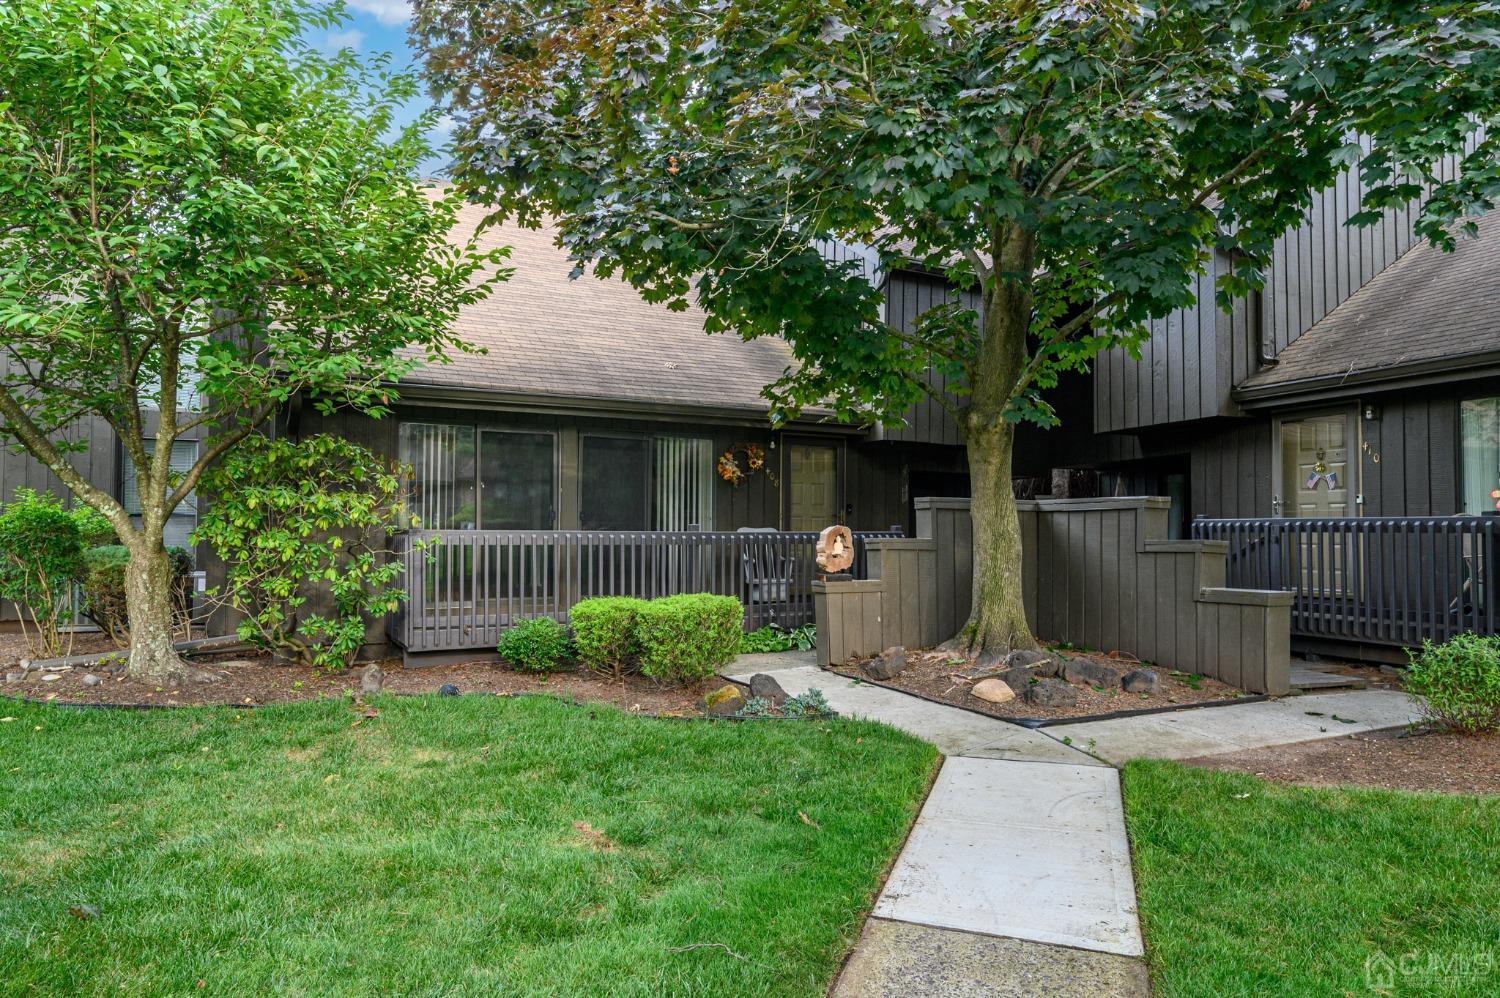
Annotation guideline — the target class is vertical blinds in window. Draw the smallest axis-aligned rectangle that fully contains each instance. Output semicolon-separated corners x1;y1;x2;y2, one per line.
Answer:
1461;398;1500;514
400;423;477;529
654;437;714;531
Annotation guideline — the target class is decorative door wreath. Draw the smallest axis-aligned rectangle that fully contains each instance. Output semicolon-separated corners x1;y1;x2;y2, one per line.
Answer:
717;443;778;486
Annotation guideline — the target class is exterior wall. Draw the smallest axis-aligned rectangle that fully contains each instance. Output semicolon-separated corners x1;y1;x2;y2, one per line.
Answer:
875;270;976;447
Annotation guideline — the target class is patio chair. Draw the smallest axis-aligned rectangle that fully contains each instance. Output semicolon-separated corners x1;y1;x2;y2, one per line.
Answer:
737;527;796;605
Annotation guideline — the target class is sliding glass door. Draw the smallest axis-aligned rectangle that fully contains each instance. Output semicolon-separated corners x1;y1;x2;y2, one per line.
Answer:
580;435;651;530
479;430;556;529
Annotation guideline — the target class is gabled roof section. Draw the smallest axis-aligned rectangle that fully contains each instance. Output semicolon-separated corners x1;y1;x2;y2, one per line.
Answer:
1238;211;1500;401
401;198;807;418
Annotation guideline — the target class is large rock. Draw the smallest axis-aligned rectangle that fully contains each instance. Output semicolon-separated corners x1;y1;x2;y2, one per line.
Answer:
1023;678;1079;708
704;684;747;716
1062;658;1122;688
1003;649;1053;671
970;678;1015;704
1000;667;1037;694
1121;668;1161;695
748;673;789;706
359;663;385;696
864;647;908;680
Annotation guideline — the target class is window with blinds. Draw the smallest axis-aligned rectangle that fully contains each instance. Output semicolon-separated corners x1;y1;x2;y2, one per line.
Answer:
654;437;714;530
121;439;199;554
399;423;477;529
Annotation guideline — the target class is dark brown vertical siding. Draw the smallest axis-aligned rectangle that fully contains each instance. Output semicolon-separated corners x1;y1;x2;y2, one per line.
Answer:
1361;393;1461;517
879;271;972;446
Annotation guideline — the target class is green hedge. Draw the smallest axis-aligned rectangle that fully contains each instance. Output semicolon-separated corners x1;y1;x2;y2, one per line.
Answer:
635;594;744;684
496;616;570;672
570;596;647;678
1406;633;1500;734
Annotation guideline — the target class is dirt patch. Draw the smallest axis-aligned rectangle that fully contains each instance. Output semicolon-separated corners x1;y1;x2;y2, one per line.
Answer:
1;648;725;716
1184;727;1500;795
830;646;1248;721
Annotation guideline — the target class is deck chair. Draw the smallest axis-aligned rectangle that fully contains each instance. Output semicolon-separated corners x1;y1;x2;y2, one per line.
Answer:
737;527;796;605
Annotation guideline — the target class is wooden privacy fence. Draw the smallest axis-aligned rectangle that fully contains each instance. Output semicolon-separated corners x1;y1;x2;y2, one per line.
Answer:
816;497;1294;695
1192;515;1500;648
389;527;900;658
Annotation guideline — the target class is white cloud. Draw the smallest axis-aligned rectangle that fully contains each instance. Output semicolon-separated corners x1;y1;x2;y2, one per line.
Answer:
432;114;457;136
325;28;366;51
347;1;412;26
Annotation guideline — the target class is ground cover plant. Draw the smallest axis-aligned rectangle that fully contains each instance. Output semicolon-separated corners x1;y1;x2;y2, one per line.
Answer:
0;695;938;995
1124;760;1500;996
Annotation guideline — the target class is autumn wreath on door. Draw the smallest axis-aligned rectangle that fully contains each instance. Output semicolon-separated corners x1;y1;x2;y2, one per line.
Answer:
717;443;779;486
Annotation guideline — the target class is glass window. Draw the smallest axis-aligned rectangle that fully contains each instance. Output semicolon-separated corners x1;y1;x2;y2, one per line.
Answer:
400;423;477;528
121;439;199;555
653;437;714;530
479;430;556;529
581;436;650;530
1462;397;1500;513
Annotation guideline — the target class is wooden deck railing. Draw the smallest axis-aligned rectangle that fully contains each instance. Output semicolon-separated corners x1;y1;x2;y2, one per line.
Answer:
1191;515;1500;647
388;528;901;655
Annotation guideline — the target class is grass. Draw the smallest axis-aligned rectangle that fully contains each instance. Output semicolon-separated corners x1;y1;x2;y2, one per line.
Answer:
0;694;938;996
1123;760;1500;997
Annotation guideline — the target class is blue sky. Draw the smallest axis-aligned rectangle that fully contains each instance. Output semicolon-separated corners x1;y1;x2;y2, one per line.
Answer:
316;1;451;176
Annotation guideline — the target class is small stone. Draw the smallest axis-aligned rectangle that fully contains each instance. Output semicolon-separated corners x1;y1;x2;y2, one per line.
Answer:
438;683;459;697
864;646;907;680
1062;658;1121;688
970;678;1015;704
704;684;747;716
216;659;258;669
748;673;788;706
40;673;61;683
1023;678;1079;707
359;663;385;695
4;672;22;684
1121;668;1161;695
81;674;103;687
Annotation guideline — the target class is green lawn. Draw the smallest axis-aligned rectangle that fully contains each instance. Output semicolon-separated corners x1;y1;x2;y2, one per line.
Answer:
1124;760;1500;997
0;694;938;996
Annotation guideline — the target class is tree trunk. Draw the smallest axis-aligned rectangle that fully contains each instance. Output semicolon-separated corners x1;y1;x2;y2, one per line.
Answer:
959;418;1039;655
122;537;215;684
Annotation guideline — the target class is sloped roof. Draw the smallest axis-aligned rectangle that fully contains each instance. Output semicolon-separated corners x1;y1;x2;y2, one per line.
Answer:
1239;211;1500;396
401;199;802;417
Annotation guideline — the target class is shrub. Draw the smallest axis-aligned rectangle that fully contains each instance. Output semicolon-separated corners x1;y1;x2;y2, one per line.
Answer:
570;597;646;677
635;593;744;684
0;489;90;657
78;545;192;644
497;616;570;672
1405;633;1500;734
195;435;410;670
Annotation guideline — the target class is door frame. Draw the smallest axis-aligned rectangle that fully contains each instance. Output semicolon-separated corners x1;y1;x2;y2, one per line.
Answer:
1270;403;1363;518
779;435;846;531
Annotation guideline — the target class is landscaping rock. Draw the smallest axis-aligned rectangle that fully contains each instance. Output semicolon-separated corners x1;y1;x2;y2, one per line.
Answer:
704;684;747;716
1062;658;1122;688
81;673;103;687
359;664;385;695
1003;648;1052;670
1023;678;1079;708
4;672;22;684
1121;668;1161;695
40;673;61;683
216;659;257;669
748;673;788;706
1000;667;1038;693
970;678;1015;704
438;683;459;697
865;646;908;680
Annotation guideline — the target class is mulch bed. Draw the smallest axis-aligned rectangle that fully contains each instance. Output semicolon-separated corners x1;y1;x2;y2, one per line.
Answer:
829;645;1248;722
1184;727;1500;795
1;643;730;715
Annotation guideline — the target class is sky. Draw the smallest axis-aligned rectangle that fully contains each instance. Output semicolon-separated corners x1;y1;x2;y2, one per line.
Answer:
316;1;452;177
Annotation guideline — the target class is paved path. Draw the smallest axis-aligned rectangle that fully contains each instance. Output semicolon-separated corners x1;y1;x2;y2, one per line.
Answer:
726;653;1418;996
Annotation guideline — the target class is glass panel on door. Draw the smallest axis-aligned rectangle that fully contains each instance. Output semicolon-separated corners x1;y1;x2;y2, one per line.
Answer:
580;436;651;530
479;430;556;529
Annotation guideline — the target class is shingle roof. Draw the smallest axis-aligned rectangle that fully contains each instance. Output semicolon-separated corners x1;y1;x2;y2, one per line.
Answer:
1239;211;1500;394
401;199;801;416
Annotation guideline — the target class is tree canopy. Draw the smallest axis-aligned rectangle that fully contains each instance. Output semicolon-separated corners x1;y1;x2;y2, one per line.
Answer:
416;0;1500;426
0;0;508;679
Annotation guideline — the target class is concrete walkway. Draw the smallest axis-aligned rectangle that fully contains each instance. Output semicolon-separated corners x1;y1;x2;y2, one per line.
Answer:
725;653;1418;996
